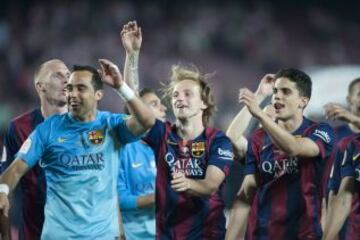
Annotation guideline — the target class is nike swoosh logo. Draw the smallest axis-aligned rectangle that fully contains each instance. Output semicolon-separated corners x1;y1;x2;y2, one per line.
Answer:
353;152;360;161
132;163;143;168
58;137;66;143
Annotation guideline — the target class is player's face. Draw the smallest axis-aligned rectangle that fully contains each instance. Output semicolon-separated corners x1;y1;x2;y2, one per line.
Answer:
141;92;167;122
272;78;308;121
67;71;102;118
42;62;70;106
171;80;207;121
348;82;360;115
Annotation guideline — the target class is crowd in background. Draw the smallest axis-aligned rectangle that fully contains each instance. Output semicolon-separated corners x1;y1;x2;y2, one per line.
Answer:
1;0;360;143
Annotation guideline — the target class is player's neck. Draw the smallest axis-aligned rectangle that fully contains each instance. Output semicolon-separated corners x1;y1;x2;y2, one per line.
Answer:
278;113;304;133
175;118;204;141
41;100;67;119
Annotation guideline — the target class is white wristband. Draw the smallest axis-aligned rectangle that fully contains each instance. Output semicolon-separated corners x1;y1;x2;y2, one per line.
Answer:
117;83;136;102
0;184;9;196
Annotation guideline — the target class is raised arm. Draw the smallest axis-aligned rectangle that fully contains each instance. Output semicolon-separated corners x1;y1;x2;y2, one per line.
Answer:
98;59;155;136
226;74;274;159
240;88;330;158
120;21;142;93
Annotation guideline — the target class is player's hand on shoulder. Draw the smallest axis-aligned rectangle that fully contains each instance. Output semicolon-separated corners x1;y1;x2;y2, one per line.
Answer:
98;59;124;89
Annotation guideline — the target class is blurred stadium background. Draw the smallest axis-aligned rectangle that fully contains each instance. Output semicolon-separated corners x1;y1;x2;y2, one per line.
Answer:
1;0;360;236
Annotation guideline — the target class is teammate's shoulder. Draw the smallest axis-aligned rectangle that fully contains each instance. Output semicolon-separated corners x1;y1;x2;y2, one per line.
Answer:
99;111;128;120
11;108;41;126
338;133;360;149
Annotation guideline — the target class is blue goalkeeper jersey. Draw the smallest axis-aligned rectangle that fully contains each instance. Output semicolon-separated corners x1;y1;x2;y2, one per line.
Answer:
118;140;156;239
16;111;138;240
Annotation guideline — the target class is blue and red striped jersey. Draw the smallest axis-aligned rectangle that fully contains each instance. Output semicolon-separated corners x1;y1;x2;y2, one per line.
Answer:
327;124;355;193
1;108;45;240
244;117;334;240
144;120;233;240
334;134;360;240
326;125;360;240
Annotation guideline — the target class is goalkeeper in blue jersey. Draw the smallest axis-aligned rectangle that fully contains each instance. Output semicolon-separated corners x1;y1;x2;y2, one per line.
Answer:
0;58;155;239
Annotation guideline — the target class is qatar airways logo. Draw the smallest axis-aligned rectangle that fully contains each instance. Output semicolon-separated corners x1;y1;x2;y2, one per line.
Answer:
261;157;299;177
58;152;105;170
165;152;204;176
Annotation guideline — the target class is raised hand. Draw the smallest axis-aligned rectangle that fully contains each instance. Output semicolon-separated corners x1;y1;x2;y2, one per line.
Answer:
98;59;124;89
120;21;142;54
255;74;275;98
324;103;355;123
239;88;263;118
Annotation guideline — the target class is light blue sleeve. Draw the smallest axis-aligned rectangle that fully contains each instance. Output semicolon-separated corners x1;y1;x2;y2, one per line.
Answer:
108;113;140;145
16;126;46;168
117;150;138;210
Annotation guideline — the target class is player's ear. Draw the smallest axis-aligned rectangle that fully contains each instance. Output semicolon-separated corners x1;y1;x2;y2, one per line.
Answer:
299;96;309;109
95;90;104;101
35;81;44;93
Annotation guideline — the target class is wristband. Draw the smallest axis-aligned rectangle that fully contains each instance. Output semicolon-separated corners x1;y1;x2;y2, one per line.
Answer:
117;83;136;102
0;184;9;196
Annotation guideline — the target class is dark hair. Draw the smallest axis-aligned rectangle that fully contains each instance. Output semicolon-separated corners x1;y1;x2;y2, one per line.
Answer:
124;88;157;114
73;65;103;90
348;77;360;95
274;68;312;98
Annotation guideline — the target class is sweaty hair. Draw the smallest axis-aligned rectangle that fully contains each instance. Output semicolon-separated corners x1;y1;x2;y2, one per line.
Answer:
72;65;103;90
274;68;312;98
123;88;157;114
163;64;216;126
348;77;360;95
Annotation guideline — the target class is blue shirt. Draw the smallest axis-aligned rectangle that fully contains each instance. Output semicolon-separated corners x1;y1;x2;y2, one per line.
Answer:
17;111;137;240
118;141;156;239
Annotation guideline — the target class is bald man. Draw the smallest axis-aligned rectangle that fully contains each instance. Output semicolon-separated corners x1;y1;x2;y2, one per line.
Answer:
0;59;70;240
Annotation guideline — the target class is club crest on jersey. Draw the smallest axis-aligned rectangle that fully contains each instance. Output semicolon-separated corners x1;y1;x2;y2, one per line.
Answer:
88;129;104;145
191;142;205;158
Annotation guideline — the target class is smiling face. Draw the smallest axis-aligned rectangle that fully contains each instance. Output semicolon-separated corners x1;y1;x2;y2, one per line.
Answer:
272;77;309;121
67;70;103;119
171;79;207;122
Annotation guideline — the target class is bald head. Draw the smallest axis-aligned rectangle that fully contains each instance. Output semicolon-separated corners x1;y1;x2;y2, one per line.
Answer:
34;59;69;85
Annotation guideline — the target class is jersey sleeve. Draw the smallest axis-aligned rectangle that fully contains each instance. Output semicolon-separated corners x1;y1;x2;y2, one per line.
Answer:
16;126;46;168
327;150;342;192
243;134;259;175
208;134;234;176
143;119;166;151
339;142;355;179
307;123;335;159
117;149;137;210
0;122;20;173
108;113;140;144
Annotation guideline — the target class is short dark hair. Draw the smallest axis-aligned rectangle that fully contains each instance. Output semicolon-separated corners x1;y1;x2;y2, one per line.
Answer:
348;77;360;95
274;68;312;98
73;65;103;90
124;88;157;114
